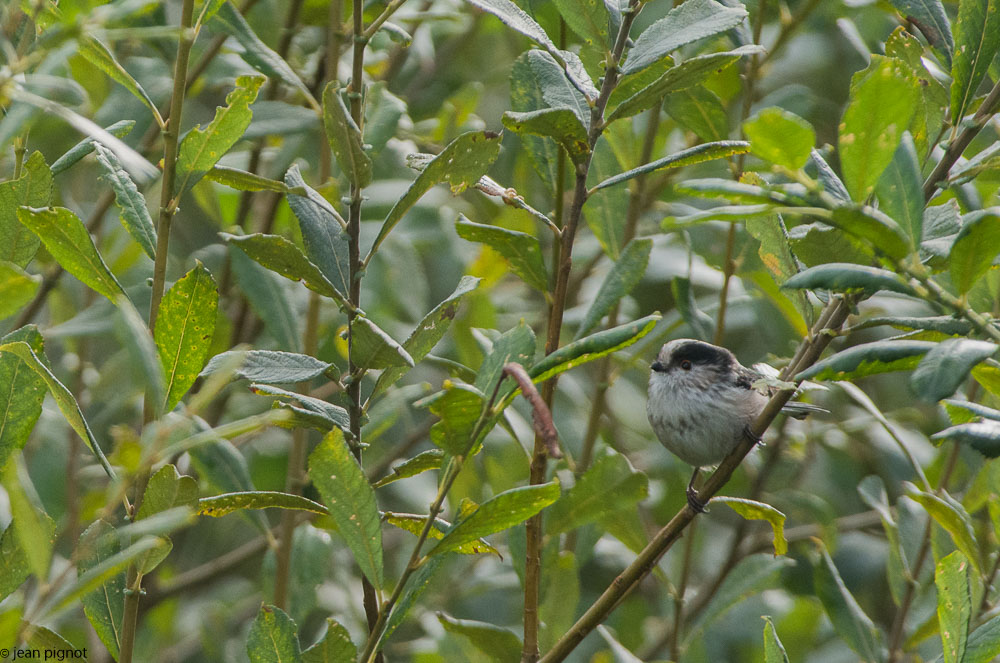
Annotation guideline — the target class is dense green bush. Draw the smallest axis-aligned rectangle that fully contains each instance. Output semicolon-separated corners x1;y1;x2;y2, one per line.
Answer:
3;0;1000;661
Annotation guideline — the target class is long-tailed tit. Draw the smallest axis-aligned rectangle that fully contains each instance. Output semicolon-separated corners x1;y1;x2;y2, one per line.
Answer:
647;338;825;511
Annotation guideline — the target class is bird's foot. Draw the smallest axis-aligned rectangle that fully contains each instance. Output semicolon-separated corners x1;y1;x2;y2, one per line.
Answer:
686;484;707;513
743;425;763;446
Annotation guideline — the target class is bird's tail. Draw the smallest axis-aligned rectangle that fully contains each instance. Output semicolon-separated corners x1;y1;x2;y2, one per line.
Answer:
780;401;828;419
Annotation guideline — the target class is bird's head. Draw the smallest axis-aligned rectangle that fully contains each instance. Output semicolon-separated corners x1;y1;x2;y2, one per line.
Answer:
650;339;737;390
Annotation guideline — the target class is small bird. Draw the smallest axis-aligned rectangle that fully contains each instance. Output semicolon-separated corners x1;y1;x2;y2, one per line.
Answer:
647;338;826;512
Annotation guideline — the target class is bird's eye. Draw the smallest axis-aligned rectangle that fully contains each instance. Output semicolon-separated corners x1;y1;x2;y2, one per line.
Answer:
680;359;692;370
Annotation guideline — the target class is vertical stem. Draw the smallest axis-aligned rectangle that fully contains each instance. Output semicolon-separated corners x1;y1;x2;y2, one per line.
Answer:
120;2;196;662
669;519;697;661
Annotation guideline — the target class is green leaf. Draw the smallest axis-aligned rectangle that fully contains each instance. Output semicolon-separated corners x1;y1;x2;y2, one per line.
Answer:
25;625;82;654
782;263;916;296
887;0;953;65
205;166;297;193
16;206;126;302
247;604;303;663
622;0;748;75
116;297;166;414
352;315;414;369
591;141;749;191
137;464;199;521
1;458;53;583
610;46;762;122
0;261;40;320
951;0;1000;126
921;200;963;262
229;245;301;350
203;350;334;384
372;450;445;488
50;119;135;175
384;554;450;640
250;383;349;432
857;474;910;605
875;132;923;245
948;142;1000;185
943;398;1000;422
762;616;790;663
502;108;590;166
0;341;113;477
223;232;343;302
456;215;548;291
827;204;913;261
686;555;794;638
712;497;787;555
302;619;357;663
188;438;258;495
424;381;486;455
553;0;607;45
904;484;985;578
322;82;372;189
51;534;165;614
475;320;537;396
839;56;919;201
664;85;729;142
584;138;627;258
672;276;713;340
0;326;45;481
546;451;648;536
528;314;660;385
743;107;815;170
198;491;328;518
796;340;935;381
511;51;565;192
76;520;123;659
372;276;480;398
427;481;560;557
937;551;972;663
155;263;218;412
463;0;558;52
175;74;265;196
308;429;383;588
745;215;797;284
385;512;499;555
813;543;884;662
950;208;1000;294
911;338;997;401
78;37;160;124
932;421;1000;458
93;143;156;260
675;178;798;205
964;611;1000;663
370;131;502;258
438;613;522;663
575;239;652;339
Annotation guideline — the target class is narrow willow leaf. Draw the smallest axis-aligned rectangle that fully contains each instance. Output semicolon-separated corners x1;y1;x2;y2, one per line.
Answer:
885;28;949;160
198;491;327;518
302;619;356;663
137;464;198;521
50;119;134;175
175;74;265;196
322;82;372;188
782;263;916;296
284;165;350;297
932;421;1000;458
456;215;548;291
202;350;333;384
743;108;815;170
206;166;295;193
250;383;350;432
116;296;166;412
610;46;761;122
591;141;749;191
672;276;713;340
1;459;52;583
0;261;40;320
438;613;522;663
93;143;156;259
427;481;560;557
78;37;160;123
887;0;953;65
155;263;219;411
814;543;884;662
827;205;912;260
585;138;626;258
875;133;923;245
664;203;775;228
575;239;652;339
26;625;79;653
384;512;499;555
352;315;414;369
0;326;45;470
309;429;384;588
622;0;748;75
76;520;123;658
510;51;562;192
475;320;536;396
839;56;919;201
937;551;972;663
949;142;1000;185
905;484;985;577
373;450;446;488
0;341;113;477
514;49;591;130
372;276;480;398
423;381;486;455
712;497;787;555
461;0;558;52
675;178;797;205
229;245;301;350
950;209;1000;294
223;232;343;302
664;85;728;142
369;131;502;258
17;206;126;302
796;340;935;381
963;611;1000;663
857;475;910;605
546;451;648;536
762;616;790;663
950;0;1000;126
384;554;449;640
0;152;49;267
921;199;962;262
502;108;589;166
911;339;997;402
247;604;302;663
943;398;1000;422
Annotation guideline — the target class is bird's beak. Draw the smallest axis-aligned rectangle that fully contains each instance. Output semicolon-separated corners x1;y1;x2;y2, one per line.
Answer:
651;360;665;373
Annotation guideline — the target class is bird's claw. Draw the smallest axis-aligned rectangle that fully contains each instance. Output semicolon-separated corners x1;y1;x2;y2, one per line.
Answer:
743;425;763;446
687;484;707;513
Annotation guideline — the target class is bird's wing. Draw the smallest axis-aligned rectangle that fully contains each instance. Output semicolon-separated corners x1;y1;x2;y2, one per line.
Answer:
780;401;829;419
